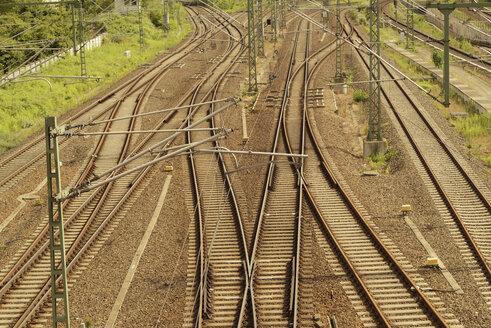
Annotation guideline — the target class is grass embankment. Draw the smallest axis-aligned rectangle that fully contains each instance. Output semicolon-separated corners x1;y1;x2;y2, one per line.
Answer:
211;0;247;12
0;4;191;155
351;7;491;170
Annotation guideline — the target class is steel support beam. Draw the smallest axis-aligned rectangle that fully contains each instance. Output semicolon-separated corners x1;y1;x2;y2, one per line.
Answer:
45;117;70;328
78;3;87;76
280;0;286;30
368;0;381;141
335;0;342;78
270;0;278;42
406;3;414;49
322;0;329;26
138;0;144;51
248;0;258;91
257;0;265;57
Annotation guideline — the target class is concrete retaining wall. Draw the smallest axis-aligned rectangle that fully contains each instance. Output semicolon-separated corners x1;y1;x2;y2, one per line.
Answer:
1;34;105;84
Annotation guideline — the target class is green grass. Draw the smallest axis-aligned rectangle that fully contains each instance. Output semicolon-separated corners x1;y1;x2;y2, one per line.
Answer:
388;4;483;56
452;113;491;166
0;5;191;155
353;89;368;103
369;148;398;171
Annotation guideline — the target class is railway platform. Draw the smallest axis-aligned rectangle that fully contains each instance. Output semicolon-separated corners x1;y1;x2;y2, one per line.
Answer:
385;42;491;113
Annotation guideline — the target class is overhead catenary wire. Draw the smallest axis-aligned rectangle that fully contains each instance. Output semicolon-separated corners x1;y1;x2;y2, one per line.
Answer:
67;99;238;194
57;127;225;137
290;6;443;103
66;97;235;130
382;18;491;74
63;129;233;200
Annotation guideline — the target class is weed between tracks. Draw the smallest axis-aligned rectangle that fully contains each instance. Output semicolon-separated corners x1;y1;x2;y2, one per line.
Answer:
0;4;191;155
369;147;398;172
453;113;491;169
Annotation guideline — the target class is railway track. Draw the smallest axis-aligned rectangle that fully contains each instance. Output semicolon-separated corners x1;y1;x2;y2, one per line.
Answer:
246;18;307;328
345;8;491;316
380;0;491;72
0;6;212;200
157;8;253;328
0;7;248;326
271;6;464;327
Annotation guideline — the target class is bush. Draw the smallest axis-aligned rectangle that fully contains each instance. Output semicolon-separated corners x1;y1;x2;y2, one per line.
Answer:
431;50;443;68
353;89;368;102
369;148;398;171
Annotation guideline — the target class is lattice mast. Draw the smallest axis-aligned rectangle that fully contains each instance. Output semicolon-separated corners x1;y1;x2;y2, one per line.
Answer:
335;0;342;78
270;0;278;42
247;0;258;91
368;0;382;141
257;0;265;57
78;1;87;76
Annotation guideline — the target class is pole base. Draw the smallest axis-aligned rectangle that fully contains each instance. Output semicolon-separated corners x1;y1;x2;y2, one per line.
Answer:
363;139;387;157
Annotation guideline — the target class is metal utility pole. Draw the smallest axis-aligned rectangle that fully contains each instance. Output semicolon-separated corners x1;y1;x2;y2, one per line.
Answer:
78;1;87;76
270;0;277;42
280;0;286;30
45;117;70;328
138;0;144;51
162;0;169;31
394;0;397;22
426;2;490;107
335;0;342;78
211;24;217;49
257;0;265;57
322;0;329;27
406;3;414;49
247;0;258;91
368;0;381;141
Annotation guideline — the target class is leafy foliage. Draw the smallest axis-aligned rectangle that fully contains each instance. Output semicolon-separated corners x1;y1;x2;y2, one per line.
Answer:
353;89;368;103
0;3;190;155
431;50;443;68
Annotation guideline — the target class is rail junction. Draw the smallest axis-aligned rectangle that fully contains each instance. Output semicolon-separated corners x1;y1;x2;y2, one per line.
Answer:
0;1;490;327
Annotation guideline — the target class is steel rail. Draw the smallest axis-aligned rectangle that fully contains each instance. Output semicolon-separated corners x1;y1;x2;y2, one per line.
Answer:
208;25;250;327
0;7;213;325
299;14;397;328
279;14;391;327
10;22;171;325
346;11;480;326
243;17;303;328
8;5;224;324
381;0;491;69
287;8;450;327
349;15;491;286
167;7;249;327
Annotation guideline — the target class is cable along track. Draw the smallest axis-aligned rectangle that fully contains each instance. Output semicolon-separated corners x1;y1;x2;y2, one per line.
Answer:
282;11;464;328
0;8;227;327
347;10;491;312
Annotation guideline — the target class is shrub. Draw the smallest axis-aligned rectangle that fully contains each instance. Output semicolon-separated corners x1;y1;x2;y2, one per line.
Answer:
431;50;443;68
353;89;368;102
